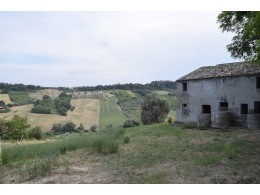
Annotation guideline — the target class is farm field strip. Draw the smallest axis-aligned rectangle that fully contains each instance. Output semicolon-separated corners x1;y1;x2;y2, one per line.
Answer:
29;89;62;100
0;94;12;104
99;96;127;129
0;99;100;131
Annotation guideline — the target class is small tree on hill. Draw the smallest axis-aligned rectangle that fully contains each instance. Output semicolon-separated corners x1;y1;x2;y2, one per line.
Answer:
141;95;170;125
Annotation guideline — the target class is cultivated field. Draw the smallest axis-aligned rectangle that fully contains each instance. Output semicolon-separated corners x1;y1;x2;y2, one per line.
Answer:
0;99;100;131
29;89;62;100
0;94;12;104
99;96;127;129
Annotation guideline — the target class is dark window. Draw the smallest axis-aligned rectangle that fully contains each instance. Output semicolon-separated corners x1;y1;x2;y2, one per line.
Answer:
182;82;187;91
257;77;260;89
182;104;187;108
219;102;228;108
202;105;211;114
241;104;248;114
254;102;260;114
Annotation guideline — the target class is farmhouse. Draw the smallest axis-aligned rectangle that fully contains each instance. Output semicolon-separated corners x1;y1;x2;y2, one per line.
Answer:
176;62;260;129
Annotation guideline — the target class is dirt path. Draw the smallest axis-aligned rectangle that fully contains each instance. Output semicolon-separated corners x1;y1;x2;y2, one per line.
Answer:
24;150;120;184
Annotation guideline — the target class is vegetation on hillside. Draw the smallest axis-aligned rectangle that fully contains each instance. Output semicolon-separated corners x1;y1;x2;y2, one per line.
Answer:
31;92;72;116
8;91;34;106
0;82;45;93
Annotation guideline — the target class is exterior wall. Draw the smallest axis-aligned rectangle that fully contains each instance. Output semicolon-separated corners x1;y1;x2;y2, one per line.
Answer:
176;75;260;124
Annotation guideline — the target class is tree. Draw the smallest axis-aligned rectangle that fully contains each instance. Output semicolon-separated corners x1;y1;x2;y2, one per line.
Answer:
141;95;170;125
29;126;43;140
6;115;31;140
217;11;260;63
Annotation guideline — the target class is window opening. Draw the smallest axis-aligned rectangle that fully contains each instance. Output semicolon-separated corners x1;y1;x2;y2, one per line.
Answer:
241;104;248;114
257;77;260;89
202;105;211;114
254;101;260;114
182;82;187;91
219;102;228;108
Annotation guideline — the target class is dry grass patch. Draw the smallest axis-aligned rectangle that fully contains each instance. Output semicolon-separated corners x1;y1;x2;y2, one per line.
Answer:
0;99;100;131
0;94;12;104
29;89;62;100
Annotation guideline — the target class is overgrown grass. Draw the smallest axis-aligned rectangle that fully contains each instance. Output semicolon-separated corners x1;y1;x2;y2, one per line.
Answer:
1;123;260;184
1;128;125;164
99;124;260;183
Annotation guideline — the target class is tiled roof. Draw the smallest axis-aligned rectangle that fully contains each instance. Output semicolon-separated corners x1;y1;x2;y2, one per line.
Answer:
177;62;260;81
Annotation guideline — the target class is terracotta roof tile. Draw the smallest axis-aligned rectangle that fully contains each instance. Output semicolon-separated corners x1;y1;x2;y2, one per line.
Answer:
177;62;260;81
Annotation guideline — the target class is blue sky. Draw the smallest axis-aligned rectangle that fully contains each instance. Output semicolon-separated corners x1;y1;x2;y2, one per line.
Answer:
0;11;236;87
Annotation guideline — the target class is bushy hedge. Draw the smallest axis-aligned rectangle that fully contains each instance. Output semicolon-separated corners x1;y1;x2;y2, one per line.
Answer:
123;120;140;128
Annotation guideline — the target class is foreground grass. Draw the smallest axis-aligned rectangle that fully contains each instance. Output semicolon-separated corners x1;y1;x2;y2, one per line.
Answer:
1;123;259;183
99;124;260;184
0;128;125;183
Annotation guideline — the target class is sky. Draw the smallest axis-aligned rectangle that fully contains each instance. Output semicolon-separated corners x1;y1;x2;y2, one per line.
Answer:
0;11;238;87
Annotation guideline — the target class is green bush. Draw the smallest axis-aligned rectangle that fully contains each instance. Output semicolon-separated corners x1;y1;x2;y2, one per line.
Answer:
141;95;170;125
90;125;97;132
167;117;172;124
124;136;130;144
123;120;140;128
29;126;43;140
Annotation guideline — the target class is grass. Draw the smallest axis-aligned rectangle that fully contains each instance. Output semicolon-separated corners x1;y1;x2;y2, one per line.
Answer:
99;96;127;129
98;124;260;183
0;127;126;183
1;122;259;184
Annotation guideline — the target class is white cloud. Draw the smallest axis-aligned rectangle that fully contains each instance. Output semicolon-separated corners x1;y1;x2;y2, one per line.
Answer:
0;11;235;87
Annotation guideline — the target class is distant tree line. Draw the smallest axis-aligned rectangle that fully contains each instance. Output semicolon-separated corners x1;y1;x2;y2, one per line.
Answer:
0;82;46;93
0;81;177;93
75;81;177;91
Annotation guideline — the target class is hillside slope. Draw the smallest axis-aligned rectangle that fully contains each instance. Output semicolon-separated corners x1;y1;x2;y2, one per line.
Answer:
0;99;99;131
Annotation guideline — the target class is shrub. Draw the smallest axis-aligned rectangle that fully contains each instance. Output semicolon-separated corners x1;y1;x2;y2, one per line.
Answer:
141;95;170;125
123;120;140;128
124;136;130;144
29;126;43;140
90;125;97;132
51;123;63;133
167;117;172;124
62;122;76;133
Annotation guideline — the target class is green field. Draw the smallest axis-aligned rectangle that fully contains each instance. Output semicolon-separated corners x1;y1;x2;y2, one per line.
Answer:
99;96;127;129
1;123;259;184
8;91;33;105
